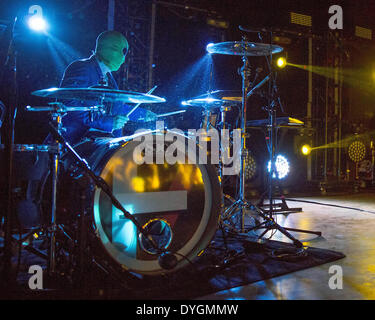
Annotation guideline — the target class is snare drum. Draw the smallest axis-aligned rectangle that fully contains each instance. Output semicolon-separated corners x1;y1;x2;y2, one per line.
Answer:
59;130;221;276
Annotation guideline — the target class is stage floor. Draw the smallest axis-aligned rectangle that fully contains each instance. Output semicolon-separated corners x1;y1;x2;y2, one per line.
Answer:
198;191;375;300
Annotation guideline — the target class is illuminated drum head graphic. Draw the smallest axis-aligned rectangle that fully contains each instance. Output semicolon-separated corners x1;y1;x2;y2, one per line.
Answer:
93;133;217;275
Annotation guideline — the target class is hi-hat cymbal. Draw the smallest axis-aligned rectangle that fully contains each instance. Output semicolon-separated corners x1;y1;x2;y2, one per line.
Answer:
182;98;227;108
181;91;242;109
206;41;283;56
32;87;166;104
196;90;242;101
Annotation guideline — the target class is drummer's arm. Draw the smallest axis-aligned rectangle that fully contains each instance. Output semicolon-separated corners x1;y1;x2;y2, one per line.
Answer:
60;61;118;132
111;102;150;121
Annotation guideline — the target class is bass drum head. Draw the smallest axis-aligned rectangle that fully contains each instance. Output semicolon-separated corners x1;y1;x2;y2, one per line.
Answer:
92;132;221;276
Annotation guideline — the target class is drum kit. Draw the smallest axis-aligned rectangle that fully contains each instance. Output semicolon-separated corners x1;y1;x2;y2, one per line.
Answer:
2;34;321;289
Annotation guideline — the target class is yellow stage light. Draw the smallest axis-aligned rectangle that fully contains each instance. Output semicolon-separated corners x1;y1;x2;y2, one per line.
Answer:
276;57;287;69
348;140;366;162
301;144;311;156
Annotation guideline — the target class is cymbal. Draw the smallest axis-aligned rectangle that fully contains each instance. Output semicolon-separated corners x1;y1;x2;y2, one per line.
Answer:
181;94;242;109
25;104;104;112
31;87;166;104
206;41;283;56
196;90;242;101
182;90;242;109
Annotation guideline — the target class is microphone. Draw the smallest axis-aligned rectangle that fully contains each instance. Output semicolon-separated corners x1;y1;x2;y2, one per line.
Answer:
158;251;178;270
139;219;179;270
247;74;270;98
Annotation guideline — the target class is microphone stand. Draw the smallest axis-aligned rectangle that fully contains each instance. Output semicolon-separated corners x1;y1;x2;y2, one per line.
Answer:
47;123;165;264
249;29;321;242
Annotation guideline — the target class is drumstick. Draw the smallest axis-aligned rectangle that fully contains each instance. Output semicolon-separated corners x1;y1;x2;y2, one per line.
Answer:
247;74;270;98
126;85;158;117
156;110;186;117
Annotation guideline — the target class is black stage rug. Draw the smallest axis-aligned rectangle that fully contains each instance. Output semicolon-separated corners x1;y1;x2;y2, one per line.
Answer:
0;232;345;300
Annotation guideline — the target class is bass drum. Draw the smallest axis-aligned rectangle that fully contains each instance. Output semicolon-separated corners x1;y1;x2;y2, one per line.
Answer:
63;130;221;276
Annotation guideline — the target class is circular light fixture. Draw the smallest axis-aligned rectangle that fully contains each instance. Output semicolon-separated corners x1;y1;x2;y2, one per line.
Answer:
348;140;366;162
245;153;257;182
28;15;47;32
276;57;287;69
267;155;290;179
206;43;214;53
301;144;311;156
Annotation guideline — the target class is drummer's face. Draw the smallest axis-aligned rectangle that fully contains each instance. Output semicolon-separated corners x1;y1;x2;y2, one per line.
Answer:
97;34;128;72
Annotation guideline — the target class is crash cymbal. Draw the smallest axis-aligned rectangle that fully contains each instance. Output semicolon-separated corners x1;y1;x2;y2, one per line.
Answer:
32;87;166;104
25;104;104;112
206;41;283;56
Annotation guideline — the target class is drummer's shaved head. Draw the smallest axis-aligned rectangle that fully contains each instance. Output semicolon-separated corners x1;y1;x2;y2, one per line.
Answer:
95;31;129;72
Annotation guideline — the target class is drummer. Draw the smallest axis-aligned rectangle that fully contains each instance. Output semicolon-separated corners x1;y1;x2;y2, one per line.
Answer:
59;30;157;144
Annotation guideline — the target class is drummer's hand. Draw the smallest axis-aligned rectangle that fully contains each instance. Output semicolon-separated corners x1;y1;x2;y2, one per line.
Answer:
113;115;129;130
145;110;158;122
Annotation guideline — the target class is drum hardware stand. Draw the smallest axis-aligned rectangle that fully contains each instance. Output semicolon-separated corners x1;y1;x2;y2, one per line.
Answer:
220;40;257;234
8;229;48;259
256;193;303;215
255;67;303;216
47;110;65;277
44;105;90;281
251;31;320;241
203;109;214;132
68;185;89;288
216;105;232;185
0;18;51;285
220;37;320;248
255;121;303;215
216;104;247;241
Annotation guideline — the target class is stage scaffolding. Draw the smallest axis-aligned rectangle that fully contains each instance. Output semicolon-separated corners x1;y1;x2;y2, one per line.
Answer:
110;0;156;92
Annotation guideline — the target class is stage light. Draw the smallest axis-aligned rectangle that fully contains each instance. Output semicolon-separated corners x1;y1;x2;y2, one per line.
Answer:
267;155;290;179
276;57;287;69
206;18;229;29
28;16;47;31
290;12;312;27
301;144;311;156
27;5;47;32
206;43;214;53
348;140;366;162
245;153;257;182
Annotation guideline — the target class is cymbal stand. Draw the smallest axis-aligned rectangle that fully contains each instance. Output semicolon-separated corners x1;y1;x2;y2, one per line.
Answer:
220;38;319;248
220;40;253;233
216;105;232;185
256;32;321;242
47;110;64;276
